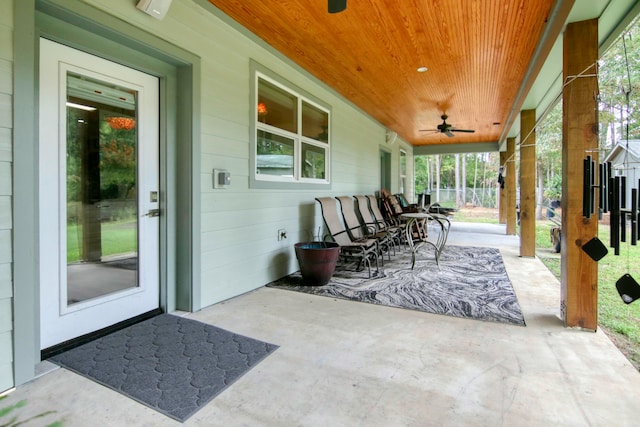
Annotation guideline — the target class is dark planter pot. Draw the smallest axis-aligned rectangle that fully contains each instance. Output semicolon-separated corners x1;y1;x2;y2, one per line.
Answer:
294;242;340;286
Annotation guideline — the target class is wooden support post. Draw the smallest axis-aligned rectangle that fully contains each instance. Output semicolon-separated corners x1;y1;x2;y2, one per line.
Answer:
499;150;507;224
520;109;536;257
561;18;599;330
506;137;517;235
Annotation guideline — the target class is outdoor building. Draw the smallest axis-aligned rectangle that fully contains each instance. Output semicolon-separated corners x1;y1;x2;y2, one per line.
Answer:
2;0;416;394
604;139;640;205
2;1;640;424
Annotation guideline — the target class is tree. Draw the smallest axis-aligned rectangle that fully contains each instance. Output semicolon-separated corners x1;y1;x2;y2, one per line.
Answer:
414;156;429;194
536;102;562;219
598;22;640;144
413;151;500;208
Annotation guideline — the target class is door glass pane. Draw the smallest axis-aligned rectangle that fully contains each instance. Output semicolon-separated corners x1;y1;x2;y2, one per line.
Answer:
66;72;138;305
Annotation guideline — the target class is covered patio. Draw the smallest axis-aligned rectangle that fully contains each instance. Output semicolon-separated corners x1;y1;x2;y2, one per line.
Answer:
6;222;640;426
4;0;640;422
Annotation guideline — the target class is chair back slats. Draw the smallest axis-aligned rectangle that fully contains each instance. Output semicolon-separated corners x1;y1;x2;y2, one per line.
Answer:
336;196;366;240
315;196;380;277
315;197;352;245
364;195;388;230
354;195;376;229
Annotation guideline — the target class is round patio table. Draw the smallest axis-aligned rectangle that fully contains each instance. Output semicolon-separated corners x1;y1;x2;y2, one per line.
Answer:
400;212;442;270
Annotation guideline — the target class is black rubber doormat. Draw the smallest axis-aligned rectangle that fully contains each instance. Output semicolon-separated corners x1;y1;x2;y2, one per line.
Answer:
49;314;279;422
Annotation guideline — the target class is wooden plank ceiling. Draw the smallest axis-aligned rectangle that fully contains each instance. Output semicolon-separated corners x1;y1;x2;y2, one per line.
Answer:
208;0;556;147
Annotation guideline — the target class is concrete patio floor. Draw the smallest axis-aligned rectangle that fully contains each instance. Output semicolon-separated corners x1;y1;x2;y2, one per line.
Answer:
4;222;640;426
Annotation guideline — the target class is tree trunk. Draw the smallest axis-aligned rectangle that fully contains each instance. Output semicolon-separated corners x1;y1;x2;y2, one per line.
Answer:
536;159;545;219
455;154;461;208
481;154;487;206
435;155;441;203
473;154;478;206
426;156;431;193
462;154;467;206
620;106;624;143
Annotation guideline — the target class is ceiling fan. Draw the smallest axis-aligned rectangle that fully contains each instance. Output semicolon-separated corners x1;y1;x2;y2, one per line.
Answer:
421;115;475;137
328;0;347;13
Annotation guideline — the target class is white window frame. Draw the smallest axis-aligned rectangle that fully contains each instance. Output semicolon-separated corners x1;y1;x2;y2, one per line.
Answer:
250;62;331;189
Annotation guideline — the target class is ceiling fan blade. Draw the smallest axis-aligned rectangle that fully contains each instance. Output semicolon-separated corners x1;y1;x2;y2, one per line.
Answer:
450;128;475;133
328;0;347;13
419;129;438;132
444;130;455;137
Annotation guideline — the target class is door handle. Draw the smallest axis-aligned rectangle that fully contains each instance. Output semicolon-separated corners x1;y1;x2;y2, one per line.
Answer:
143;208;160;217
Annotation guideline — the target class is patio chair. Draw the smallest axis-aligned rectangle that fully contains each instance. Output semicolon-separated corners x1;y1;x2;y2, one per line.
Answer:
381;189;428;242
395;192;451;257
398;191;456;217
394;192;419;212
427;202;457;216
382;191;450;255
343;196;394;260
365;194;407;244
355;195;402;251
315;197;379;277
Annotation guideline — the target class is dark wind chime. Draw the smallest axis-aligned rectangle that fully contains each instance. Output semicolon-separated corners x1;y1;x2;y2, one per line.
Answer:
583;156;640;304
581;30;640;304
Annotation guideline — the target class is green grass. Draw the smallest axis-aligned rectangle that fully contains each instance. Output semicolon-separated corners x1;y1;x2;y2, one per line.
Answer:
450;207;499;224
535;223;640;340
534;220;640;368
594;226;640;343
457;208;640;369
67;219;137;262
535;221;559;249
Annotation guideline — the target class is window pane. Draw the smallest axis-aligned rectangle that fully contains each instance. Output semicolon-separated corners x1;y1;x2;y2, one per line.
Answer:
302;101;329;143
301;142;326;179
257;130;295;177
258;78;297;133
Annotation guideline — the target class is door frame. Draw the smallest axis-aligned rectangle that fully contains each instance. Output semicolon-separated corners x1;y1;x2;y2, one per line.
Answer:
13;0;201;385
380;148;392;191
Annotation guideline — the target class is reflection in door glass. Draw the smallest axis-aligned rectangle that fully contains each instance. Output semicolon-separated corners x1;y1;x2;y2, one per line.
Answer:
66;72;139;305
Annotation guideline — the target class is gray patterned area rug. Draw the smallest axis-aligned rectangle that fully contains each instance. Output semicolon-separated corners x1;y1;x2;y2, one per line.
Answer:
50;314;278;422
268;245;526;326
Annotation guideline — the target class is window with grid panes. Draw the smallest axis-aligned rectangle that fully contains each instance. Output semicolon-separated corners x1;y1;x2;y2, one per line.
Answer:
253;72;330;186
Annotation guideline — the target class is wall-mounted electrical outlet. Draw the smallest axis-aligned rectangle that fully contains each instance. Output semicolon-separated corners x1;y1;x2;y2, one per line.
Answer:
277;229;287;241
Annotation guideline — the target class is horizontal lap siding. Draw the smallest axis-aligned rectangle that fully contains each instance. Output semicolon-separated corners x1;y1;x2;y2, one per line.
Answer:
81;0;403;307
0;0;13;393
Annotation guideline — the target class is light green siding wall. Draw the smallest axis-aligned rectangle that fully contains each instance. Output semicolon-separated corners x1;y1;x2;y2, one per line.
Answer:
4;0;413;388
0;0;14;393
6;0;413;389
81;0;410;307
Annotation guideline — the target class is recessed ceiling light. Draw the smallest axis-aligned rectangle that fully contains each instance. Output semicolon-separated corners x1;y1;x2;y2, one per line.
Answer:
417;66;428;73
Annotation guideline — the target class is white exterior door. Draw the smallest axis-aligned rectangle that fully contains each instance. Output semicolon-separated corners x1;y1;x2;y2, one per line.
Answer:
39;38;160;349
